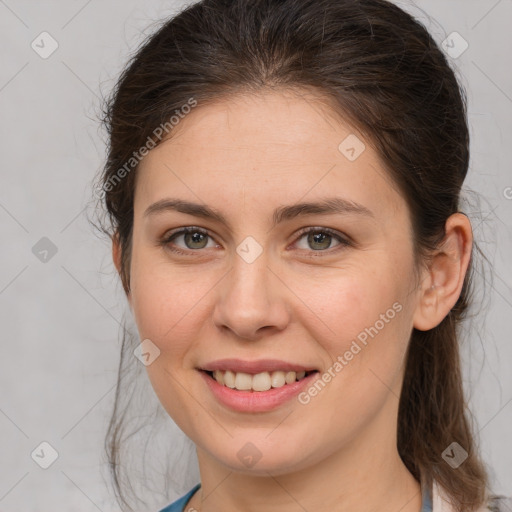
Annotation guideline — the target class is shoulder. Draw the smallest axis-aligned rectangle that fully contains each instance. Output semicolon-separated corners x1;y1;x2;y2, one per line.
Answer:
486;495;512;512
432;481;512;512
159;483;201;512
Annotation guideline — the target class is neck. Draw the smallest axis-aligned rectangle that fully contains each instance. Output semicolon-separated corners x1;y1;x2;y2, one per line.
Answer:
189;401;422;512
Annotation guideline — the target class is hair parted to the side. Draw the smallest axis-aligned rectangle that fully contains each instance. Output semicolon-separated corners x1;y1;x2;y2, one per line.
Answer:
94;0;490;510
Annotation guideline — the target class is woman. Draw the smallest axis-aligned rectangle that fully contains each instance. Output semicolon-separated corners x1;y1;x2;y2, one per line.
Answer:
97;0;511;510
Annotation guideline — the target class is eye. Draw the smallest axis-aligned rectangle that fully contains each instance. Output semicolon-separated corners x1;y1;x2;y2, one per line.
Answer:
161;227;218;255
160;226;351;257
292;227;351;254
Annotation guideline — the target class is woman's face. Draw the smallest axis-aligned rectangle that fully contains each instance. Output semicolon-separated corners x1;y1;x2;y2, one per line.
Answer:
125;89;424;475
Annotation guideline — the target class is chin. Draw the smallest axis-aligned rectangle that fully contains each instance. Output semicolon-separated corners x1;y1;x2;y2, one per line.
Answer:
203;435;322;476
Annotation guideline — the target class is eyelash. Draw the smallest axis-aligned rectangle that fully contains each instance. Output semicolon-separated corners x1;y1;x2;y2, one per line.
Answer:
160;226;352;258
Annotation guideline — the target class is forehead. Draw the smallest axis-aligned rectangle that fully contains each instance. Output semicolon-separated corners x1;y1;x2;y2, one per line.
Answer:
134;89;405;223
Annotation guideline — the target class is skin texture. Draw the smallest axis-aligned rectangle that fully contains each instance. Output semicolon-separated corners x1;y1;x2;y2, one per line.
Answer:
112;89;473;512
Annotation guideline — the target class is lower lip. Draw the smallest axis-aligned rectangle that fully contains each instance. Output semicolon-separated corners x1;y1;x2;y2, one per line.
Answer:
199;370;319;412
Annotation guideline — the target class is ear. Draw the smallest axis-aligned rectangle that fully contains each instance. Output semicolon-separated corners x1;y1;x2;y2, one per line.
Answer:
413;213;472;331
112;232;122;274
112;232;131;303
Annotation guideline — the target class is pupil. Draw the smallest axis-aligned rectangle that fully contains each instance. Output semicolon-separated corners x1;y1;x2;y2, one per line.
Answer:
187;231;207;248
309;231;331;250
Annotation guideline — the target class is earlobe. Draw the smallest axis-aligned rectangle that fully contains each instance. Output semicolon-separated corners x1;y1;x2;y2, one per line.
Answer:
112;233;131;303
412;213;472;331
112;232;122;274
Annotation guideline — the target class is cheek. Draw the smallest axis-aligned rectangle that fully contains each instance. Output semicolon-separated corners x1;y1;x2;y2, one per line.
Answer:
128;252;226;390
291;260;414;395
291;266;400;341
130;245;201;339
128;259;210;429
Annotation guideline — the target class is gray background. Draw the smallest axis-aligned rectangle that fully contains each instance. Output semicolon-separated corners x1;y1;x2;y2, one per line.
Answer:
0;0;510;510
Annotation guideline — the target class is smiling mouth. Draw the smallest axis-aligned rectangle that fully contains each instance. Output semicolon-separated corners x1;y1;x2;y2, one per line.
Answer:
202;369;319;392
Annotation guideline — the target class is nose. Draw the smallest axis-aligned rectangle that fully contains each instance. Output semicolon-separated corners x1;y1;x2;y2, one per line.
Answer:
212;248;290;341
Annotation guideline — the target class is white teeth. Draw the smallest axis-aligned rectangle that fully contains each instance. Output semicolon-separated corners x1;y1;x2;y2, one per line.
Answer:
285;371;296;384
270;371;286;388
213;370;224;386
234;372;252;390
210;369;311;391
252;372;272;391
223;370;236;388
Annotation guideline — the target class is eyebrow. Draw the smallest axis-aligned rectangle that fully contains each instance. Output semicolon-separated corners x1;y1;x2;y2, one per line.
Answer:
143;196;374;229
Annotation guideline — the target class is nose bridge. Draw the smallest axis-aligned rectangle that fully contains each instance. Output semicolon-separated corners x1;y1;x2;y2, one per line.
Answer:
212;237;289;338
234;240;270;293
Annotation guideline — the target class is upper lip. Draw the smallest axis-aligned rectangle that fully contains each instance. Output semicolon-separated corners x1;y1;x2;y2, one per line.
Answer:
199;358;318;374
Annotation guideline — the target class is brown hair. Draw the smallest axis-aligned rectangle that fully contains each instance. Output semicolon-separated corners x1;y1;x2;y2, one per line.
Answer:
95;0;490;510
